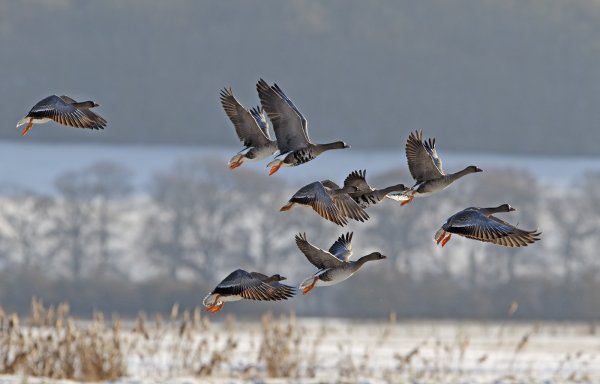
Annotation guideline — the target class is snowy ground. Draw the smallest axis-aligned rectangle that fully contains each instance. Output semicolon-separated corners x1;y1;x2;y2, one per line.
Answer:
1;317;598;383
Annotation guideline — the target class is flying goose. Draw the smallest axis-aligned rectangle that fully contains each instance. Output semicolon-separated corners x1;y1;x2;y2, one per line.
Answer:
256;79;350;175
434;204;541;247
280;180;369;226
401;130;482;205
219;87;278;169
17;95;106;136
343;170;410;209
202;269;295;313
295;232;387;295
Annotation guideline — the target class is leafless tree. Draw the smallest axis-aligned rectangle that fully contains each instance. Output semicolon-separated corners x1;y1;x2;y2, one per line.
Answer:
47;162;133;279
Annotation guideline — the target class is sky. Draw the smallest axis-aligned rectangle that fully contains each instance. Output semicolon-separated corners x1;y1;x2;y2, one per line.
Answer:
2;0;600;155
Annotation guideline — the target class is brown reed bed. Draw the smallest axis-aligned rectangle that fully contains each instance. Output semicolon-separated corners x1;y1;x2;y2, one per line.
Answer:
0;297;125;381
0;299;595;382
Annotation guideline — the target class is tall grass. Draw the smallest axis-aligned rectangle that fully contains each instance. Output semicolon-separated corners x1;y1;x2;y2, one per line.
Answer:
0;299;594;382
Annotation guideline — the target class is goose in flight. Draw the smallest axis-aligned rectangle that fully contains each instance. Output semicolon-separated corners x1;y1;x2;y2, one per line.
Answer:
434;204;541;247
202;269;295;313
295;232;387;295
342;169;409;209
256;79;350;175
402;130;482;205
280;180;369;226
17;95;106;136
219;87;278;169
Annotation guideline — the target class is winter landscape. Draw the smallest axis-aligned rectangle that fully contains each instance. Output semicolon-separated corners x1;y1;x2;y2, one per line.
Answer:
3;1;600;383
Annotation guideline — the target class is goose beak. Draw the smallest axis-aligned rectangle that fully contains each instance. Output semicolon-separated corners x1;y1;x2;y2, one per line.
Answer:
508;206;516;212
475;167;483;172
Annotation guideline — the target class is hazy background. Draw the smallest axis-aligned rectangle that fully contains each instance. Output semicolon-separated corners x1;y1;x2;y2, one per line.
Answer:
3;0;600;154
0;0;599;320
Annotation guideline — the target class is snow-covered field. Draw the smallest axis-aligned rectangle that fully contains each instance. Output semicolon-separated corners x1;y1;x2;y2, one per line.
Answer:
2;315;598;383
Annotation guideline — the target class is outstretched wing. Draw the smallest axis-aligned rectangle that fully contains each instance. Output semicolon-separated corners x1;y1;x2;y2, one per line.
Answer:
331;191;370;223
257;79;310;153
444;210;540;247
343;170;372;193
295;233;345;269
328;232;353;261
59;95;106;129
270;82;310;143
289;181;348;226
405;130;444;182
211;269;295;301
220;87;271;147
28;95;102;129
249;106;272;140
486;216;541;247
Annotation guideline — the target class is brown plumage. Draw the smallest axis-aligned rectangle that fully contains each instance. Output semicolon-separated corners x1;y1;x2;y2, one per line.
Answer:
17;95;106;136
435;204;541;247
280;180;369;226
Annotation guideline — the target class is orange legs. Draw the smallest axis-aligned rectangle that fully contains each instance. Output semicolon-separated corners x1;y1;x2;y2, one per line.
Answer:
205;301;224;313
279;202;294;212
20;118;33;136
228;155;244;170
400;192;415;206
268;160;283;176
436;232;452;247
302;277;318;295
229;159;243;170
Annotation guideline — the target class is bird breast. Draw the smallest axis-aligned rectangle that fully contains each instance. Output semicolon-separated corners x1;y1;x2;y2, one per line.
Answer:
316;268;355;285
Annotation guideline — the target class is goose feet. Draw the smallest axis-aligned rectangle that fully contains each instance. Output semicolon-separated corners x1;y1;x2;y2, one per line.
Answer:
302;278;318;295
280;202;294;212
20;119;33;137
228;155;244;170
436;232;452;247
206;301;224;313
268;160;283;176
400;192;415;206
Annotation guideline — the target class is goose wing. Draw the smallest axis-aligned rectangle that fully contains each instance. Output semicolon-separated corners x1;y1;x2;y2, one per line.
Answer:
28;95;101;129
220;87;271;147
289;181;348;226
328;232;353;261
444;209;540;247
257;79;310;153
331;191;370;223
59;95;106;129
212;269;294;301
486;216;541;247
405;130;444;182
270;82;311;143
295;233;345;269
249;106;272;140
343;170;372;193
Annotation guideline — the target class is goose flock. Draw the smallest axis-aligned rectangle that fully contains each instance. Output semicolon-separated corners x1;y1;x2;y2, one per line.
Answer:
17;79;541;314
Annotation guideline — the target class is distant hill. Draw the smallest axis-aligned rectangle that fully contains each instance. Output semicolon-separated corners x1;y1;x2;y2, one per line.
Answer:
3;0;600;155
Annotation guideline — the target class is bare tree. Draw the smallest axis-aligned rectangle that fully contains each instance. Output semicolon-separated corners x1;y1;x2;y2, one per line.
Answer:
47;162;133;279
0;188;53;270
143;157;245;280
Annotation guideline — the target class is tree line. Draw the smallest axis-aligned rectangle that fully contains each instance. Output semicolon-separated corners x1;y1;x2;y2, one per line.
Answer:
0;157;598;320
